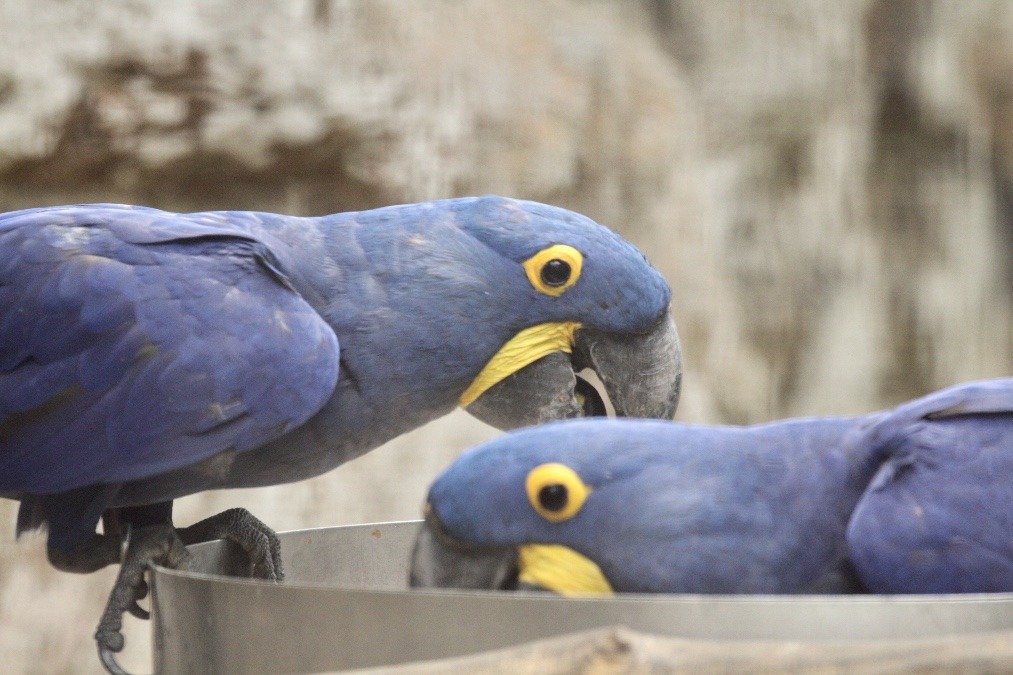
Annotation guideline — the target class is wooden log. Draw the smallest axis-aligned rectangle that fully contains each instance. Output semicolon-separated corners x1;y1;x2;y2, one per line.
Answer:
358;626;1013;674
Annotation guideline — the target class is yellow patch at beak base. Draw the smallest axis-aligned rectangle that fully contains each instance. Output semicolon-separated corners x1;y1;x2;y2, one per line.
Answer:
459;322;581;407
517;543;613;596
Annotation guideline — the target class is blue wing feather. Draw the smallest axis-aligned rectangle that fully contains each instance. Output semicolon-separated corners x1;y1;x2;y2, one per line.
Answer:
846;378;1013;592
0;205;340;495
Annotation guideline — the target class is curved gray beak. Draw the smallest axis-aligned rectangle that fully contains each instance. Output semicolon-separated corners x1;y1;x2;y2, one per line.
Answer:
409;510;518;591
465;312;681;429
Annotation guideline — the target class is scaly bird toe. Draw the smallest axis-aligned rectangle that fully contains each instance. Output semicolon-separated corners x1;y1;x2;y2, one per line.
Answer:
177;507;284;581
94;524;189;675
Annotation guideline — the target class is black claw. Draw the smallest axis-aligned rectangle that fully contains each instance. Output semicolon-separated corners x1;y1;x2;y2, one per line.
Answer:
126;599;149;621
96;618;127;675
98;643;130;675
134;577;149;601
125;577;150;619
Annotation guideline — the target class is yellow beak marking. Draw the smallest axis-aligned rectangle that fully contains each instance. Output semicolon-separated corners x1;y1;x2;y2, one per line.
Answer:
459;321;581;407
517;543;613;596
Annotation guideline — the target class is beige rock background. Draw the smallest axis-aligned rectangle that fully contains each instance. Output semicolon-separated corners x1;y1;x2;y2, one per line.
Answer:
0;1;1010;672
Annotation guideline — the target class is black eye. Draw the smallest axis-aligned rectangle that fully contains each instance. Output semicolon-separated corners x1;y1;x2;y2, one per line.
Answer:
538;483;568;512
526;462;588;521
540;259;571;287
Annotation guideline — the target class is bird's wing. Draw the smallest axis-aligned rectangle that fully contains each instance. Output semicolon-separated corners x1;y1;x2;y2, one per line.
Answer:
0;205;339;495
845;379;1013;592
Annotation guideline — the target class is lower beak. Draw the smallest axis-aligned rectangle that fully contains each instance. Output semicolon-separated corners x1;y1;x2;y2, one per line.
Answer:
464;312;681;430
409;511;518;591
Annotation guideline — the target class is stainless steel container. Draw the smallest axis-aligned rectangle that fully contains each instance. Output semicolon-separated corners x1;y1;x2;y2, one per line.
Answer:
151;520;1013;673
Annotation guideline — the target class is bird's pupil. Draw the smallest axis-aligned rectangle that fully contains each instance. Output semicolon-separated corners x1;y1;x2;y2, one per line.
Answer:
538;484;568;511
541;259;571;286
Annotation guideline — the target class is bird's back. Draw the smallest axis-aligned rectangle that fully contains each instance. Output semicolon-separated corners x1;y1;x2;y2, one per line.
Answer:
845;378;1013;592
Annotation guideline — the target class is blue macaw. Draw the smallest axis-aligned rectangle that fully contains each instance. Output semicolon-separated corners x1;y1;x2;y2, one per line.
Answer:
0;196;681;671
411;378;1013;595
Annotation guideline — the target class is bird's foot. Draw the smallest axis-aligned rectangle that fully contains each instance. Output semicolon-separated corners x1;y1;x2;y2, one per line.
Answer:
95;524;189;675
176;507;284;581
93;508;282;674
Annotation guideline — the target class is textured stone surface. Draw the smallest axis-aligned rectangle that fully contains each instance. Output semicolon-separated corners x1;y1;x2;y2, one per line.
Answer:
0;1;1010;672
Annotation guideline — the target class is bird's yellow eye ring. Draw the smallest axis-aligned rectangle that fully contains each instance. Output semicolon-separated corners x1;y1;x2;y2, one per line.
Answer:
523;245;583;297
525;462;590;522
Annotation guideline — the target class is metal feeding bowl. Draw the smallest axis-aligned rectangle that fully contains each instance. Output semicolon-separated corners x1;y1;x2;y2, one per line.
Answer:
150;520;1013;673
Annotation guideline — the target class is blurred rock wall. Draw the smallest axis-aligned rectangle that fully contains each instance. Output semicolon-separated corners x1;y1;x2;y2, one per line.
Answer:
1;1;1010;671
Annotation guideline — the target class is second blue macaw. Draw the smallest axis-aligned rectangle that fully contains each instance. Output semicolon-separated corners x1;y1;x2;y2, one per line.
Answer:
411;378;1013;595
